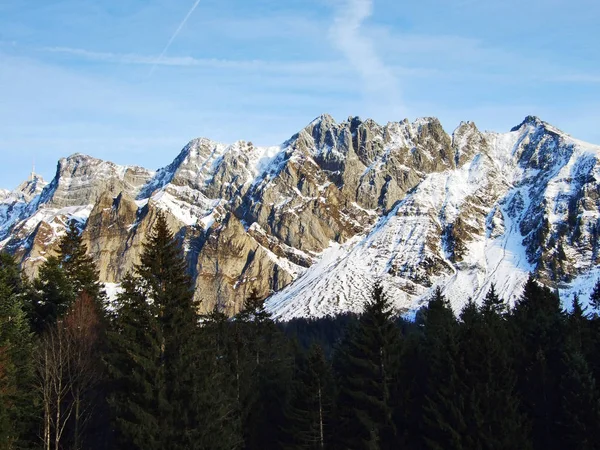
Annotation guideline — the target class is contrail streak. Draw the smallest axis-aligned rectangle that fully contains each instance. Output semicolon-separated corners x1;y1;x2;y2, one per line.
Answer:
149;0;201;77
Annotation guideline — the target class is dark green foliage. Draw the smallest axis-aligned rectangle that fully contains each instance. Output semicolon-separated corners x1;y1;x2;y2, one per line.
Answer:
332;283;401;450
107;213;204;450
30;220;105;333
233;291;293;450
481;283;506;316
0;253;35;449
280;313;359;357
30;256;75;332
556;349;600;450
285;343;333;449
567;294;592;352
58;220;105;301
139;215;200;449
511;275;565;450
106;274;165;450
590;278;600;312
457;295;530;449
7;228;600;450
418;288;466;450
0;253;24;294
194;308;243;450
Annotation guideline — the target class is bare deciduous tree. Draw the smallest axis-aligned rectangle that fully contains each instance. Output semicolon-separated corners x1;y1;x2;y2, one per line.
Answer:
64;293;101;450
36;293;101;450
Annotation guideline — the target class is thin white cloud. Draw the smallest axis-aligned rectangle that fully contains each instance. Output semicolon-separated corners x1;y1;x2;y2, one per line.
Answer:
149;0;202;76
41;45;600;86
44;47;199;66
329;0;403;115
41;46;345;75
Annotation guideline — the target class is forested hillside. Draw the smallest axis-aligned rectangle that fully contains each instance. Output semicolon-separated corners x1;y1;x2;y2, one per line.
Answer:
1;216;600;450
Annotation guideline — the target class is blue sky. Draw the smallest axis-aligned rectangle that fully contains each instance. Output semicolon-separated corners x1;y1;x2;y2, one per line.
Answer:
1;0;599;189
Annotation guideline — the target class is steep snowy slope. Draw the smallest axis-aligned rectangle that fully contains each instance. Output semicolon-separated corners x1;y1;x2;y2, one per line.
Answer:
1;114;599;317
267;117;600;319
0;176;47;243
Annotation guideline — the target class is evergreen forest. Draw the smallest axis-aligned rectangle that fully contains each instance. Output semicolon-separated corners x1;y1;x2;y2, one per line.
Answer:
2;214;600;450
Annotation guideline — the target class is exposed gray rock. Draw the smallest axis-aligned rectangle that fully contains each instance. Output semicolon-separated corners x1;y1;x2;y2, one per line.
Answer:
2;114;599;318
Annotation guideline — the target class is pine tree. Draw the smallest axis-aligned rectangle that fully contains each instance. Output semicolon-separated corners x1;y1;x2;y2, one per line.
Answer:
31;220;106;334
395;320;426;448
107;213;203;450
137;213;200;448
106;274;165;450
589;279;600;313
585;285;600;399
285;343;333;449
58;220;105;302
556;349;600;450
193;307;242;450
232;290;293;450
457;295;530;449
333;283;401;450
567;294;591;352
52;220;109;449
481;283;506;316
511;275;565;450
0;253;35;449
417;288;466;450
30;256;75;332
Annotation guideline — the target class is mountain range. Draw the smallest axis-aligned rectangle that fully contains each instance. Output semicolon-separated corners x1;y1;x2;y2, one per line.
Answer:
2;114;599;319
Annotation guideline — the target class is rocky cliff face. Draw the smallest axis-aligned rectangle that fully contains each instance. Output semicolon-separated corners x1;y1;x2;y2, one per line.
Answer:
2;115;599;317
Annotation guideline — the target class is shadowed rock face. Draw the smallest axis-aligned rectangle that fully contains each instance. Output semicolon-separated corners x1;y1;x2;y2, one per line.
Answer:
2;115;600;317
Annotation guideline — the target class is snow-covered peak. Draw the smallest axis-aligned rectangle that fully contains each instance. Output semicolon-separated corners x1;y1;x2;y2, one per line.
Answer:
308;113;337;128
453;120;478;135
3;114;600;320
510;115;546;132
412;116;443;129
1;175;47;205
509;115;577;143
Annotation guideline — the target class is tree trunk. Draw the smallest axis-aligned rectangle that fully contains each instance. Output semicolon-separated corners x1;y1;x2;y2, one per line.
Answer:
74;393;81;450
318;382;324;450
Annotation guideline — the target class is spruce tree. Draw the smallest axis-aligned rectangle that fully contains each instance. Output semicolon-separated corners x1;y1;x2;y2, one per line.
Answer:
0;254;35;449
481;283;506;316
233;291;293;450
30;256;75;332
31;219;106;333
138;213;200;448
511;275;565;450
58;219;105;302
457;295;530;449
332;283;401;450
54;220;110;449
193;307;242;450
589;278;600;313
556;348;600;450
418;287;466;450
107;213;202;450
587;283;600;393
285;343;333;449
567;294;591;352
107;274;165;450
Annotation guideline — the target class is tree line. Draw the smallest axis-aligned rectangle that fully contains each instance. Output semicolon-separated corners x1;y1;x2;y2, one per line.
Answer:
1;214;600;449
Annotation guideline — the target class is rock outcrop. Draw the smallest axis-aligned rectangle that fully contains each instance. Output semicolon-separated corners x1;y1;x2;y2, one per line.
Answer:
1;115;599;318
